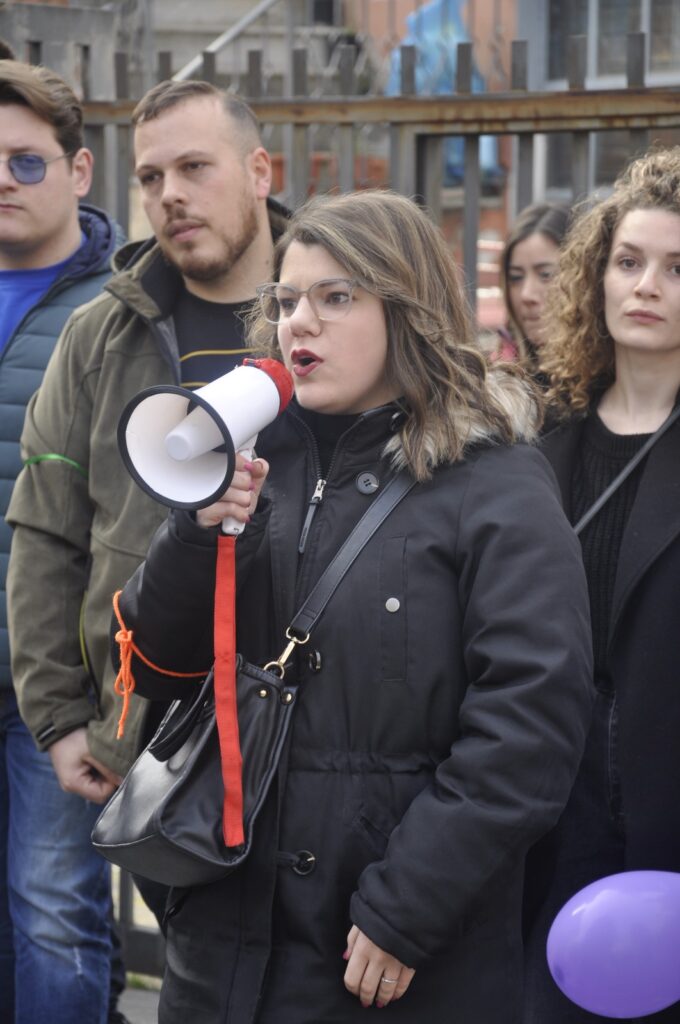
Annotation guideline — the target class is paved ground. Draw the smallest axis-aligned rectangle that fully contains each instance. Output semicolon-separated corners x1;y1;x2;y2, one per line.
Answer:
119;983;161;1023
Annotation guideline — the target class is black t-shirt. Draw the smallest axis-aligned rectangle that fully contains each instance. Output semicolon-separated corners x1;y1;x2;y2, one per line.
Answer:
172;288;256;387
142;289;258;745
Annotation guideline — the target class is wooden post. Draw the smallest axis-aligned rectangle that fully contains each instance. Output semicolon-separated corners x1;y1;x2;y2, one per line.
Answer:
337;45;355;193
246;50;263;99
390;45;417;197
627;33;649;157
457;42;479;311
511;40;533;213
157;51;172;83
568;35;589;201
201;51;217;85
113;51;131;234
290;48;309;206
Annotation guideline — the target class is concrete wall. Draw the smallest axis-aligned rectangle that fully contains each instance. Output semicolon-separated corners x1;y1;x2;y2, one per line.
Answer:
0;3;116;97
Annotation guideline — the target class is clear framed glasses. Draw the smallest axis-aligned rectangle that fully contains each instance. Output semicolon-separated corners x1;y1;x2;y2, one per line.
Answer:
0;152;72;185
256;278;358;324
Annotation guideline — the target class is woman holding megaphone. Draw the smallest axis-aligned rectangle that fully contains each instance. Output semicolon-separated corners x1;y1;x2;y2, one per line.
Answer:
112;190;593;1024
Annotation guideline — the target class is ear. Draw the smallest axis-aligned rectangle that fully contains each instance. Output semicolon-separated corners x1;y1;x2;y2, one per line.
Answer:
71;147;94;199
249;146;272;200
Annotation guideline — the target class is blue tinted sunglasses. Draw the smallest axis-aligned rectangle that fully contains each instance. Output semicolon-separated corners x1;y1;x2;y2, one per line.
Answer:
0;152;72;185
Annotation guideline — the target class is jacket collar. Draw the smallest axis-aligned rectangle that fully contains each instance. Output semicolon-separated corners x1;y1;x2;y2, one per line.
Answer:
611;416;680;640
541;411;680;642
540;417;587;521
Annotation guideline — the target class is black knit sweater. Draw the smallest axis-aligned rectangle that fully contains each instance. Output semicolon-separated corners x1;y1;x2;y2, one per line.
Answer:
571;413;650;689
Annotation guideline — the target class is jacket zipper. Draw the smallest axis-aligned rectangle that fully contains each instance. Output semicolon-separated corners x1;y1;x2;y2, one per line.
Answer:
298;477;326;554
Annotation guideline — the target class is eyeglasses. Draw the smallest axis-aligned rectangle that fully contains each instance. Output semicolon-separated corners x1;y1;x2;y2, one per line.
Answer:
256;278;359;324
0;152;72;185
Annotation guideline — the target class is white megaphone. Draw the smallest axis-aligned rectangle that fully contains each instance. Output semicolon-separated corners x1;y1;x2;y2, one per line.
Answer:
118;357;294;535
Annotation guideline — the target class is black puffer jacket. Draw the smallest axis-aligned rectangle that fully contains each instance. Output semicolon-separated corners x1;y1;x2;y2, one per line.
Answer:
116;403;593;1024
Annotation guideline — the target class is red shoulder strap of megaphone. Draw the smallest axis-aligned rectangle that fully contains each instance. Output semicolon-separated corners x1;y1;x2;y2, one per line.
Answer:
214;534;245;848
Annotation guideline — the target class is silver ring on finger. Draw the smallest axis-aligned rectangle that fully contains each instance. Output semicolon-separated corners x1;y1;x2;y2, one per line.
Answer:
380;976;398;984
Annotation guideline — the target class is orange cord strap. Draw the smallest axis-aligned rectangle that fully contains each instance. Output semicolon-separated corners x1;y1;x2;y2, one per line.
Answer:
214;534;244;848
112;589;209;739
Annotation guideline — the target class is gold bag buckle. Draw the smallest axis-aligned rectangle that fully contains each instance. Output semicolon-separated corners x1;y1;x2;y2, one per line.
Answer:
263;628;310;679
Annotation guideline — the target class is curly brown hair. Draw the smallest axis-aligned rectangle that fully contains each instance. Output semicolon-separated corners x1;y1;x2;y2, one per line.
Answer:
540;146;680;417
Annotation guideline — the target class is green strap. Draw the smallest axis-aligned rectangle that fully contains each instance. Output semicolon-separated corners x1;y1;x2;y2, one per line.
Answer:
24;453;88;479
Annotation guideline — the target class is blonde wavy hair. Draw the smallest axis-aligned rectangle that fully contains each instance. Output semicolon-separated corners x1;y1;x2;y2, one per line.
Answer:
248;190;541;481
540;146;680;417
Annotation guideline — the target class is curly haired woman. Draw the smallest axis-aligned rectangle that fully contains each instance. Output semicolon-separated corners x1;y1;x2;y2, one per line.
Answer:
524;147;680;1024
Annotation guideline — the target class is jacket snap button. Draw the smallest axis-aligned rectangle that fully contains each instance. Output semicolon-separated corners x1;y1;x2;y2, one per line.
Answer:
385;597;401;613
356;472;379;495
292;850;316;876
308;650;322;672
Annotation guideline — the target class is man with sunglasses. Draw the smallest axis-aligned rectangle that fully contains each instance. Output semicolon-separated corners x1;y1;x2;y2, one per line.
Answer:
0;59;127;1024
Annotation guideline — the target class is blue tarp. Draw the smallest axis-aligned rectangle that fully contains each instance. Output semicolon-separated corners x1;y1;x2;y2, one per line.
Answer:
386;0;503;188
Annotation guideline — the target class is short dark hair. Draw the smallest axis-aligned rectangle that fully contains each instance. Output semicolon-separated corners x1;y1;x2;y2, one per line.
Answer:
132;80;261;152
0;39;16;61
0;59;83;154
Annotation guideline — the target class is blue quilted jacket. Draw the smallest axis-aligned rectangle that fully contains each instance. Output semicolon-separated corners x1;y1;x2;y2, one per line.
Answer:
0;204;122;690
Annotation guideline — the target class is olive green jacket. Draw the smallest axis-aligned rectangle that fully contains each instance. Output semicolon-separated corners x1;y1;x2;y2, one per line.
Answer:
8;199;289;775
7;240;184;774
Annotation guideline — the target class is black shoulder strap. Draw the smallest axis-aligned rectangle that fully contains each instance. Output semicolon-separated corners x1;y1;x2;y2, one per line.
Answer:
574;403;680;536
289;468;415;637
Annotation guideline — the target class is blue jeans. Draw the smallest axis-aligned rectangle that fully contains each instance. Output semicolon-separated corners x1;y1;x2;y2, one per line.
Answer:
0;689;112;1024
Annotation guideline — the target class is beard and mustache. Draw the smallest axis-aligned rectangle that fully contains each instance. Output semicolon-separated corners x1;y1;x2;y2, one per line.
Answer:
159;185;260;284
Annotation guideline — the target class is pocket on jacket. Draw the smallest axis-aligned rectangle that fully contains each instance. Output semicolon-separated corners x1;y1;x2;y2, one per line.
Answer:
351;810;393;859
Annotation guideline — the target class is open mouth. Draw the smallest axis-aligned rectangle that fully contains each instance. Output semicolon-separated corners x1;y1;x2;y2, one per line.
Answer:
291;350;322;377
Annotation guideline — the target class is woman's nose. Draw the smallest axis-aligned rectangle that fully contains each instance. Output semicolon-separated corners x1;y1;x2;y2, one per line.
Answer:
288;294;320;334
634;265;661;296
520;277;540;304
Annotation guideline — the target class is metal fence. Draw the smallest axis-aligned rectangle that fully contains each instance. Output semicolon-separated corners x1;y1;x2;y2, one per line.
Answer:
85;32;680;312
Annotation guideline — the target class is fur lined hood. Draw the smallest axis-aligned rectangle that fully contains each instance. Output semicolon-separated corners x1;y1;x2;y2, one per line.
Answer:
384;364;542;474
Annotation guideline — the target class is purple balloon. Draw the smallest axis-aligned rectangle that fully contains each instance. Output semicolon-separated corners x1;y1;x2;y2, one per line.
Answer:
547;871;680;1018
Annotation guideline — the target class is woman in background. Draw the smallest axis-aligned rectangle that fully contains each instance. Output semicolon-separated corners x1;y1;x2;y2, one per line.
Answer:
524;147;680;1024
493;202;570;379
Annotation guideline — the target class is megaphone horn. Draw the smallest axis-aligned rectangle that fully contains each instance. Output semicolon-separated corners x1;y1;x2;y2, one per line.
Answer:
118;358;294;518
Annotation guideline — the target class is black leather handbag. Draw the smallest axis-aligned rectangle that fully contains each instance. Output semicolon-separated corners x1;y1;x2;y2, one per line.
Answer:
91;470;414;888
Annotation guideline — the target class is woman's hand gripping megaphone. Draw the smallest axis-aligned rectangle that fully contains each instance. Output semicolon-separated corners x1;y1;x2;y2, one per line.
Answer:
195;452;269;533
118;357;292;534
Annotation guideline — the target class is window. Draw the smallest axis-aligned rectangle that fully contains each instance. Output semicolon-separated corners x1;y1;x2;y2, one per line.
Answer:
547;0;587;79
544;0;680;196
650;0;680;71
597;0;641;74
